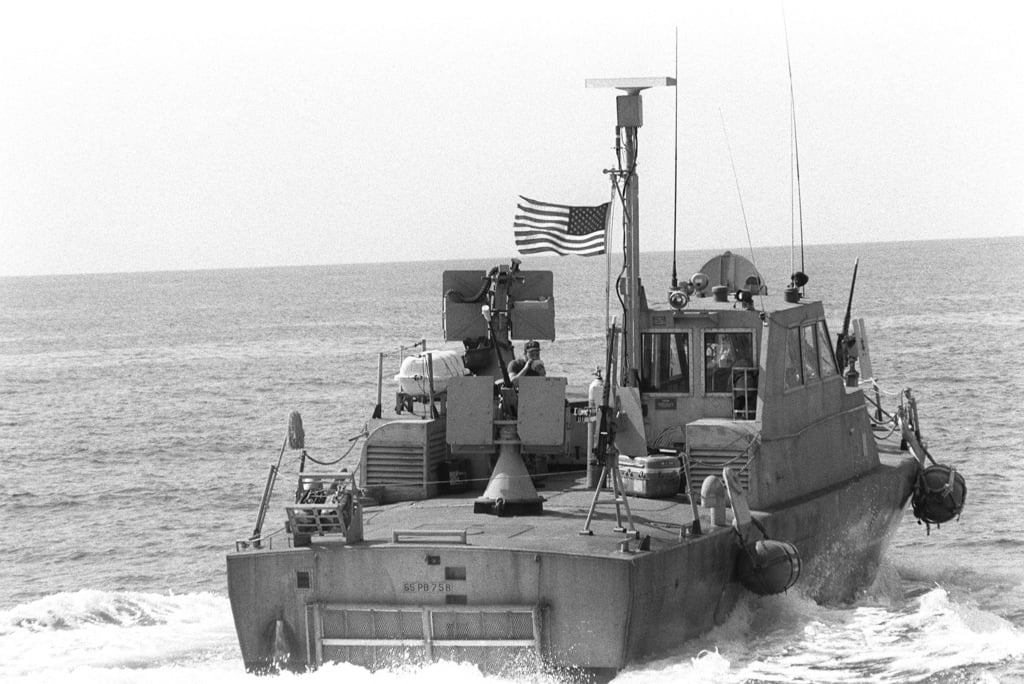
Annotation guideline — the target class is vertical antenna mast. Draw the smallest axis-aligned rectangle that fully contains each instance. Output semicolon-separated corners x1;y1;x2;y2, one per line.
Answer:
586;77;674;387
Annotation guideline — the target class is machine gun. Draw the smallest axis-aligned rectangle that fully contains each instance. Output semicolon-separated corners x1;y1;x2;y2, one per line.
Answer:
835;258;859;373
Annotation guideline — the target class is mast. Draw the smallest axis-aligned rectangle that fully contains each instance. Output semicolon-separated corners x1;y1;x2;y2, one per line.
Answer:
585;77;675;386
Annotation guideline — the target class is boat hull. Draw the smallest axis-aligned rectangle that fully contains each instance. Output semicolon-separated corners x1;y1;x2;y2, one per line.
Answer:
226;453;915;674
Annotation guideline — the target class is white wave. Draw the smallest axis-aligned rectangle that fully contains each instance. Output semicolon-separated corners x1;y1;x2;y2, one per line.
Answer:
607;586;1024;684
2;586;1023;684
739;586;1024;683
0;590;237;681
1;658;566;684
611;648;732;684
0;589;228;632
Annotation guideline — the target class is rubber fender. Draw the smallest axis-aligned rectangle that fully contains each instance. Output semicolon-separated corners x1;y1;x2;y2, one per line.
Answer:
737;539;802;595
912;464;966;525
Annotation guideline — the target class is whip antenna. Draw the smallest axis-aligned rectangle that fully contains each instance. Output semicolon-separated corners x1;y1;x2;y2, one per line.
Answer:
671;27;680;289
719;108;765;312
783;7;806;284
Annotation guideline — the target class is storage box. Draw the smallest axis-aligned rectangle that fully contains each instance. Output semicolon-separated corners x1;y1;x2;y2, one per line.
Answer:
618;455;681;498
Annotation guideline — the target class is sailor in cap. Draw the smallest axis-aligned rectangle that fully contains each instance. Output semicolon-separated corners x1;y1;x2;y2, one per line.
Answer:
508;340;546;383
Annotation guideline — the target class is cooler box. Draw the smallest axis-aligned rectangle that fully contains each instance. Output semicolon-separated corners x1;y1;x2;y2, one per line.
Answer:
618;454;681;498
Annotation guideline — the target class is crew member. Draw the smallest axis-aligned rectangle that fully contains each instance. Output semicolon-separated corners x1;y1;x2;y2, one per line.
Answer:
508;340;546;382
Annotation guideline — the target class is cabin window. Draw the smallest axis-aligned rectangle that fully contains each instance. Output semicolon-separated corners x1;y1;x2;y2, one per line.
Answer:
785;322;836;389
784;327;803;389
801;324;821;383
816;322;840;378
703;331;754;394
640;332;690;393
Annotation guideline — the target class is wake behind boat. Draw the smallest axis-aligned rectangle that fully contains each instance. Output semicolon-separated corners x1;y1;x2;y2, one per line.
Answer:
226;77;965;678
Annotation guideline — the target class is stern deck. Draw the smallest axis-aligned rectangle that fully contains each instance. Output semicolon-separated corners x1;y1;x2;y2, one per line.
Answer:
352;472;695;556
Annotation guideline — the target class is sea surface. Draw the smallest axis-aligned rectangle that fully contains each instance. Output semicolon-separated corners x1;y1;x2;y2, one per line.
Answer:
2;237;1023;683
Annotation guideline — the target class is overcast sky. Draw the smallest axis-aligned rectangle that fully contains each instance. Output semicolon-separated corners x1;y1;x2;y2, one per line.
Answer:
1;0;1021;277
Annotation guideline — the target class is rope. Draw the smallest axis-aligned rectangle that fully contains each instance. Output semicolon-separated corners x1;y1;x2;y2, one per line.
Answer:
864;393;896;423
609;160;629;325
299;428;368;467
859;380;937;448
243;525;288;549
373;340;431;359
608;125;639;382
855;379;904;441
871;418;899;440
651;425;685;450
870;379;904;397
735;435;761;474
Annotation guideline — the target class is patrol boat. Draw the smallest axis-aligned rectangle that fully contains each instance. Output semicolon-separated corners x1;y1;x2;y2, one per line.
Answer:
226;77;965;678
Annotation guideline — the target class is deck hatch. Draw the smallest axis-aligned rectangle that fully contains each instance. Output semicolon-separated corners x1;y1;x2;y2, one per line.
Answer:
307;602;541;667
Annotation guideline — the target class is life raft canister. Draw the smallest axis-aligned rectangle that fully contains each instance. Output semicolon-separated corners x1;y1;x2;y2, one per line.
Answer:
737;539;802;596
912;464;966;527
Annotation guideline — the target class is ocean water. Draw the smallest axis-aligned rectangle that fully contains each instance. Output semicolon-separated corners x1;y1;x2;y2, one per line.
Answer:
2;237;1023;683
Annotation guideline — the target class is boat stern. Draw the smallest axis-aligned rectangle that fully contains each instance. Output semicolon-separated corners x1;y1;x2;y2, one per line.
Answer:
226;538;639;675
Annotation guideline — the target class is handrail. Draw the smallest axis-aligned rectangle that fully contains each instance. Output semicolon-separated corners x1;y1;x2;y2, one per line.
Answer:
235;526;286;551
391;529;468;544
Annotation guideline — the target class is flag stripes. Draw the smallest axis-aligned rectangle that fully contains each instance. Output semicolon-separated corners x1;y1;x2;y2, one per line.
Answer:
513;196;609;257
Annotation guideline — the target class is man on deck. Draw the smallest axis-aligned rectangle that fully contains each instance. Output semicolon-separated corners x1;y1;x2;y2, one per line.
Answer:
508;340;546;383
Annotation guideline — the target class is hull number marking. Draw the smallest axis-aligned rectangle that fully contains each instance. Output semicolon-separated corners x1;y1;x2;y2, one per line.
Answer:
403;582;456;593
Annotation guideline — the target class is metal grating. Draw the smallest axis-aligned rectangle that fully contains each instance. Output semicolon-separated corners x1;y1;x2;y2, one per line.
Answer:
365;446;424;485
308;603;541;668
432;609;534;641
686;452;750;500
364;423;448;485
322;607;423;640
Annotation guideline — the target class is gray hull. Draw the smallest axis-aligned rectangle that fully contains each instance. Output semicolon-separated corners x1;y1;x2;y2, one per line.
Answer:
226;450;915;674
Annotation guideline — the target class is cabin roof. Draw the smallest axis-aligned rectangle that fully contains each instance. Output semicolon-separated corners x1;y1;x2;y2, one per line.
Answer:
648;293;823;319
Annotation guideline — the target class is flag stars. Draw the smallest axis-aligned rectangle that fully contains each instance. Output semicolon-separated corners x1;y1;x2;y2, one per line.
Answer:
568;206;607;235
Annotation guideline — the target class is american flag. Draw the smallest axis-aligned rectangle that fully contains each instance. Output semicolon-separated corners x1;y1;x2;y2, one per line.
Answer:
513;196;609;257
